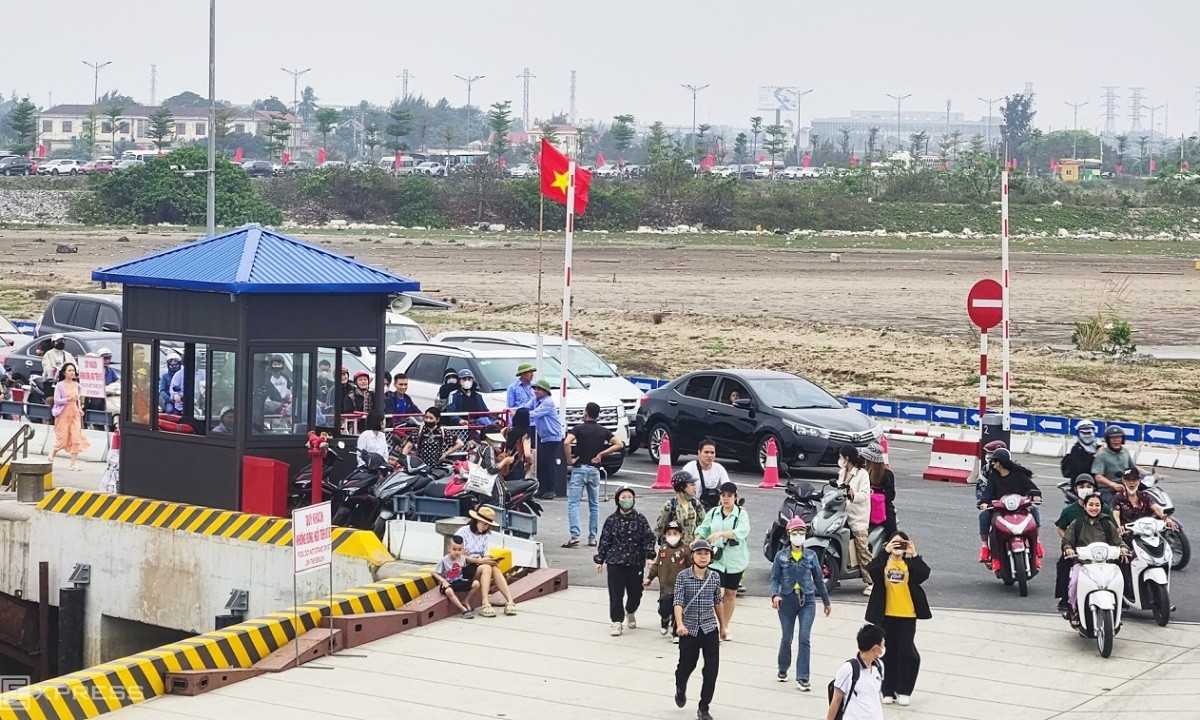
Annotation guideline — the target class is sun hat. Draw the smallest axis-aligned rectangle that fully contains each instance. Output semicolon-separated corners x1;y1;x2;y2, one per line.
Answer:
468;506;500;527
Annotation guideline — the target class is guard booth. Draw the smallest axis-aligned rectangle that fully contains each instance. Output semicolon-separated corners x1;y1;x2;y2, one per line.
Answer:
91;224;419;511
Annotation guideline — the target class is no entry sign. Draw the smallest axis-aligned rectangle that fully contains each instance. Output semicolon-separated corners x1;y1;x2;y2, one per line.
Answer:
967;279;1003;330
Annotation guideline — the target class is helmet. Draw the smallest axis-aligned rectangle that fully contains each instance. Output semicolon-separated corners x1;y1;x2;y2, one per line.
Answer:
1073;473;1096;487
671;471;695;493
1076;419;1097;435
989;447;1011;465
613;485;636;505
785;517;807;533
97;348;113;358
982;440;1007;462
353;371;370;381
1104;425;1125;440
457;368;475;380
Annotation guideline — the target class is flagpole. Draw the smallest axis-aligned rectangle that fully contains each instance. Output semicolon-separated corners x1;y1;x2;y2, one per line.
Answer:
559;161;575;426
535;192;545;376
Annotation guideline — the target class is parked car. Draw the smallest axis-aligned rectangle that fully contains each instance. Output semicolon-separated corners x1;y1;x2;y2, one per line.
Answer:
778;166;805;179
0;156;34;176
241;160;275;178
635;369;882;471
37;159;83;176
282;160;313;174
0;312;27;348
593;164;622;179
37;293;123;336
79;160;115;175
430;331;645;417
415;161;446;177
385;341;629;474
506;163;537;179
113;159;144;171
3;331;122;383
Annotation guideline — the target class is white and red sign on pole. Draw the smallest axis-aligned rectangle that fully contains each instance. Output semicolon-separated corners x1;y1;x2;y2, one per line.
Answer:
78;356;106;399
1000;170;1012;431
559;160;575;425
967;279;1003;429
292;501;333;574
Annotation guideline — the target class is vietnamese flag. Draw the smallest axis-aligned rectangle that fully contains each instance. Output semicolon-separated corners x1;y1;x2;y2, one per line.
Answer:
596;152;605;167
317;148;326;165
234;147;243;163
538;138;592;216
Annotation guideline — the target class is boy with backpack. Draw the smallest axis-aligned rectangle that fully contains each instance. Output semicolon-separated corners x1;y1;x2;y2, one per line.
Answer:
645;520;692;642
826;623;886;720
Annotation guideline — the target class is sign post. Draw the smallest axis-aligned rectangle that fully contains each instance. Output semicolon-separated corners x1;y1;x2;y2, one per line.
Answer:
967;279;1004;431
292;502;333;665
78;356;106;399
1000;170;1012;431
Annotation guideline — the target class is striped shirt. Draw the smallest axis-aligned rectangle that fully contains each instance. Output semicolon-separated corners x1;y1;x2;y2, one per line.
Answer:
673;567;722;635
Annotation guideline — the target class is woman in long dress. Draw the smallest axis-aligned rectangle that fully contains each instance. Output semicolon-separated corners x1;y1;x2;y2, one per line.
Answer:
49;362;90;471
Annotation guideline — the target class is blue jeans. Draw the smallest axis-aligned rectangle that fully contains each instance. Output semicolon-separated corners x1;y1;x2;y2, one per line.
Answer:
568;465;601;542
777;592;817;681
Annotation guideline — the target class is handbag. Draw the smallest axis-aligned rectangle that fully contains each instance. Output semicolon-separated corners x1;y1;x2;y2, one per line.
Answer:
464;462;497;496
870;493;887;525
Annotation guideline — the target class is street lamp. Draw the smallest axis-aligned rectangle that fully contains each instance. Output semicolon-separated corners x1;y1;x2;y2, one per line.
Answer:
681;83;710;155
886;93;911;152
790;88;814;164
455;74;484;146
1063;100;1089;159
979;96;1003;156
82;60;111;160
280;67;311;157
206;0;216;237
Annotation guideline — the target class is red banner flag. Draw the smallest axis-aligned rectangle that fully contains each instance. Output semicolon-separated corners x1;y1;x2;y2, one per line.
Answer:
393;149;402;171
538;138;592;216
849;156;857;168
1116;163;1123;175
1149;159;1157;174
801;155;811;167
37;145;46;158
1184;160;1191;171
282;152;291;166
317;148;326;165
700;154;714;171
596;152;606;167
234;147;244;163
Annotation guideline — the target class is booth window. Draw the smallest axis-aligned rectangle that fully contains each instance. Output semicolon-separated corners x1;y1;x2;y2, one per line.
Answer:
209;350;237;435
252;352;310;435
315;347;338;434
127;342;152;425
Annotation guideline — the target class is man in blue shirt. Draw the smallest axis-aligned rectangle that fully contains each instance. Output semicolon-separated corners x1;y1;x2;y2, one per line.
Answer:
507;363;537;412
529;379;565;499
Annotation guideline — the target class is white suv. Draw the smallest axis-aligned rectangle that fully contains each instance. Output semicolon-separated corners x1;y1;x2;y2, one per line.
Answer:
38;159;83;176
386;341;629;474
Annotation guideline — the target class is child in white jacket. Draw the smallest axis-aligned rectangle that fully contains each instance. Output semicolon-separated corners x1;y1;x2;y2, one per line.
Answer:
838;445;873;595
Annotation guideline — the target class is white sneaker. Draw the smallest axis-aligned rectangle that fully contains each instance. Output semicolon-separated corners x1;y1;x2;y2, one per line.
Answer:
671;634;679;644
610;622;623;636
882;696;895;705
897;695;911;706
863;584;873;596
625;612;637;629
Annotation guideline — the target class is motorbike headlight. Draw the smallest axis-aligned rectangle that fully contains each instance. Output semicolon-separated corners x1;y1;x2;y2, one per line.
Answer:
1089;546;1109;563
1003;496;1020;512
785;420;828;439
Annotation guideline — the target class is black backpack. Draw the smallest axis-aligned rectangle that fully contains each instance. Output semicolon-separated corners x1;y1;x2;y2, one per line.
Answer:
827;657;882;720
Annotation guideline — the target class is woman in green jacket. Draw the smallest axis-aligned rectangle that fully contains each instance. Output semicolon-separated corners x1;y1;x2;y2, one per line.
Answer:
695;482;750;641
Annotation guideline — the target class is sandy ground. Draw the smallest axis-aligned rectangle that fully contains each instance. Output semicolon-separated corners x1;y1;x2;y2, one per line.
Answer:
1;226;1197;425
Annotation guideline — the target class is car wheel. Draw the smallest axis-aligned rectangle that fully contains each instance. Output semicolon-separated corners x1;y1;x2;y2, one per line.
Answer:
69;169;77;175
754;432;782;473
51;169;59;176
646;422;679;465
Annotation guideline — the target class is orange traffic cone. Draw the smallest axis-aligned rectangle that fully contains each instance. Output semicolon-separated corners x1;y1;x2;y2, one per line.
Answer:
651;436;674;489
758;436;780;489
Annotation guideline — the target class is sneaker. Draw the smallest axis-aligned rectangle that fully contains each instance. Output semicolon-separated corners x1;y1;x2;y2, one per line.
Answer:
990;559;1002;572
671;634;679;644
697;710;712;720
736;584;746;596
862;584;873;596
897;695;911;706
610;622;623;636
797;679;811;692
882;695;895;705
777;671;787;682
660;623;670;636
978;546;991;563
461;609;475;619
674;687;686;708
625;612;637;629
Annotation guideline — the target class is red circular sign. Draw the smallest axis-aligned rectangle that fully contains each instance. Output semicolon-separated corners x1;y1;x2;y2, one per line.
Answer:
967;279;1003;330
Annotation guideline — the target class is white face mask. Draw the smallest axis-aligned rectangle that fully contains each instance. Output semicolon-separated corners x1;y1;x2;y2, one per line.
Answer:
665;535;681;547
877;645;886;658
1077;488;1093;500
460;380;474;390
789;532;805;546
838;457;846;469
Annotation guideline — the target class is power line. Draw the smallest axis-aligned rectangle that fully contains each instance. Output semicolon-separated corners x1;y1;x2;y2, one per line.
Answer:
1101;86;1120;136
1128;87;1145;132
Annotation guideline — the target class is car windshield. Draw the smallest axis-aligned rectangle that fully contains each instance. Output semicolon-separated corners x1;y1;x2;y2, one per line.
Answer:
0;314;17;333
541;344;616;378
385;322;428;346
747;377;842;409
472;356;585;393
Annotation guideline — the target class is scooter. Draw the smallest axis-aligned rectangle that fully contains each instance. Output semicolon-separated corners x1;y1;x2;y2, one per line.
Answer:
1141;463;1189;571
986;494;1041;597
805;478;887;594
1070;542;1125;658
762;479;823;561
1124;516;1173;627
329;450;391;529
288;442;358;512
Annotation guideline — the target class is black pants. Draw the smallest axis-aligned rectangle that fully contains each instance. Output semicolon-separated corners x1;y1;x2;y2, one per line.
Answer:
537;439;567;496
657;592;675;630
676;628;720;711
1055;555;1072;602
606;564;644;623
880;616;920;697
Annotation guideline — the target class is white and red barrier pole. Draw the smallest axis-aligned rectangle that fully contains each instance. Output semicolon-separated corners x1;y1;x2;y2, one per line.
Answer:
979;328;988;431
885;428;947;439
1000;170;1011;431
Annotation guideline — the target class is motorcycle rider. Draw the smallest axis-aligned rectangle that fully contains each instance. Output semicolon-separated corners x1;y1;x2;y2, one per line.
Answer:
1062;494;1129;628
976;448;1042;566
1053;474;1114;615
1112;467;1177;534
976;440;1008;507
1061;420;1099;481
1092;426;1141;505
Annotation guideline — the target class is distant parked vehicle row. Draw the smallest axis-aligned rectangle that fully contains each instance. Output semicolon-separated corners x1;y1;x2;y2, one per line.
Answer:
37;159;83;176
0;156;34;176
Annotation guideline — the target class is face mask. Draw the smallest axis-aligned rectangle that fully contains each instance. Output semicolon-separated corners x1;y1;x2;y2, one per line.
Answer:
1077;488;1093;500
319;371;331;381
271;367;283;375
789;532;805;546
837;458;846;469
424;419;437;427
618;498;634;511
54;341;66;350
460;380;474;390
665;535;681;547
877;646;886;659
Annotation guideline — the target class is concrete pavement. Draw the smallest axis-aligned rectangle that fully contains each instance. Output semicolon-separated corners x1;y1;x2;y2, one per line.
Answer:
110;584;1200;719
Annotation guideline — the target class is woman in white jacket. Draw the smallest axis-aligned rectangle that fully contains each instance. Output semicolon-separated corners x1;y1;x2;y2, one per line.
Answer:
838;444;873;595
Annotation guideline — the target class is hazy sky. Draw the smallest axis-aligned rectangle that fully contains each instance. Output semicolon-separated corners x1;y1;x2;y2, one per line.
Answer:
5;1;1198;136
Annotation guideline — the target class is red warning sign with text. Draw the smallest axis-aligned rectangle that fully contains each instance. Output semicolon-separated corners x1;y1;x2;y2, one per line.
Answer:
292;501;333;574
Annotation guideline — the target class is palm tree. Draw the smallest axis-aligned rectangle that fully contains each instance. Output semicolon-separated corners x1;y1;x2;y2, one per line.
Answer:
104;105;124;153
749;116;763;163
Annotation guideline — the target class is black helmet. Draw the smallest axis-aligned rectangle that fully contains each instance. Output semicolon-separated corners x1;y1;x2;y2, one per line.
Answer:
989;447;1011;464
671;471;695;493
614;485;636;506
1104;426;1125;441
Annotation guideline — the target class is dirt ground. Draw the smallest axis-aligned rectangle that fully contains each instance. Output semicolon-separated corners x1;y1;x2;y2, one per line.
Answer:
2;226;1197;425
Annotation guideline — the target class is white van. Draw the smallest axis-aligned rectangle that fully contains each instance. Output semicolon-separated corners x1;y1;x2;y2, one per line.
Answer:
377;156;418;175
122;149;163;162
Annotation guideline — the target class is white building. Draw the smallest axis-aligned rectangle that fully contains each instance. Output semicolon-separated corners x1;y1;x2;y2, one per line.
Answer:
37;104;297;154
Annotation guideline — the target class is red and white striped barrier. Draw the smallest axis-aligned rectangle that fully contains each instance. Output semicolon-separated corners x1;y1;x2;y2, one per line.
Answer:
885;428;947;439
923;437;980;484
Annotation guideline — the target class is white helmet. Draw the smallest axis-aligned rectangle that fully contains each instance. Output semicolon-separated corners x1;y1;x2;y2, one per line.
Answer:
1076;419;1098;450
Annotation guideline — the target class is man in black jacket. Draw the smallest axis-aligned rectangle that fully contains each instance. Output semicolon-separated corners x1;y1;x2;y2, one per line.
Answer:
1061;420;1099;480
976;448;1042;564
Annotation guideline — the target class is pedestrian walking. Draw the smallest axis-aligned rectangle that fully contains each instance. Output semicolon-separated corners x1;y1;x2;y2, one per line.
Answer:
673;539;722;720
645;520;691;640
837;444;873;595
654;471;706;540
826;623;886;720
770;517;831;692
49;363;89;470
594;486;655;636
860;442;897;538
529;379;566;499
695;482;749;641
864;531;931;706
563;402;623;547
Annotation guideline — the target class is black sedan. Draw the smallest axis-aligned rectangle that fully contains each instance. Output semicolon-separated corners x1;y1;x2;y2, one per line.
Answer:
636;369;881;471
3;332;122;382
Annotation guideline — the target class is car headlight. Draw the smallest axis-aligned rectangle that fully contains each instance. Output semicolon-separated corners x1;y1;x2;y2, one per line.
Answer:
616;404;626;418
785;420;828;439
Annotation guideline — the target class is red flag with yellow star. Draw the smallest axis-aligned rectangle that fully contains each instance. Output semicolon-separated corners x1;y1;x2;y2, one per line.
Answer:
538;138;592;216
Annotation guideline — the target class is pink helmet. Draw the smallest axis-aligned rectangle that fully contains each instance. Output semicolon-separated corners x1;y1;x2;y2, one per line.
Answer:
785;517;807;533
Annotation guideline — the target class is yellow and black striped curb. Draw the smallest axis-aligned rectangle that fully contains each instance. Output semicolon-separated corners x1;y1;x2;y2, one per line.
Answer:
0;572;435;720
36;489;392;566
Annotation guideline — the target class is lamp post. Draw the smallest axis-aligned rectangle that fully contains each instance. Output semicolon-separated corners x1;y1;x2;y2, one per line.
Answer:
791;88;813;164
455;74;484;145
206;0;216;238
1064;100;1089;159
979;96;1003;156
886;92;911;152
280;67;311;157
82;60;111;159
681;83;710;156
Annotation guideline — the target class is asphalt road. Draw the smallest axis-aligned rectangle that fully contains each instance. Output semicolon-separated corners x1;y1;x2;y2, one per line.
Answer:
537;442;1200;625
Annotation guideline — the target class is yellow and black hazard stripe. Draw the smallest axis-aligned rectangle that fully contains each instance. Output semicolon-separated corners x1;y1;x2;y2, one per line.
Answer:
0;572;436;720
36;489;392;565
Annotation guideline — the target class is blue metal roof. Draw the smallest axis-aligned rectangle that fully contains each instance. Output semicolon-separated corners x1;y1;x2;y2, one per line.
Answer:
91;225;420;294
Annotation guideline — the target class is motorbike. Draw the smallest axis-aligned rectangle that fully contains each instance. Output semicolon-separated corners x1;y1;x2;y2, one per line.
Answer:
288;442;359;512
1123;517;1172;627
805;477;887;594
25;376;55;420
1141;463;1189;571
328;450;392;529
986;494;1041;597
1070;542;1125;658
762;479;823;561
